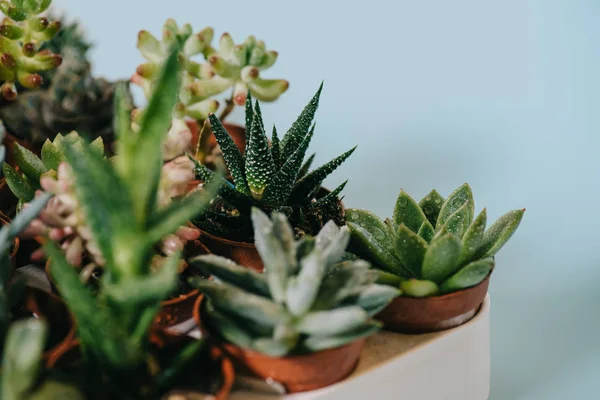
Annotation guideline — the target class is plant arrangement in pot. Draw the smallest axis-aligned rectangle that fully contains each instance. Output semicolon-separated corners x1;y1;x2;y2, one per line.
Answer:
41;50;233;399
189;207;399;393
191;85;356;270
345;183;524;333
133;19;288;165
1;319;85;399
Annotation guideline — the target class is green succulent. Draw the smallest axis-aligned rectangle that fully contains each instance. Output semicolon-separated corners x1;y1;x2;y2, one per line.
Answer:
2;131;104;205
346;183;525;297
0;127;49;351
0;0;62;100
43;49;220;397
0;319;85;400
189;208;397;356
192;85;356;241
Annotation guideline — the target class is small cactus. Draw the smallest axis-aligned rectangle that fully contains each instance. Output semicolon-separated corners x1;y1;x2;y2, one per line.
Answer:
0;0;62;100
346;183;525;297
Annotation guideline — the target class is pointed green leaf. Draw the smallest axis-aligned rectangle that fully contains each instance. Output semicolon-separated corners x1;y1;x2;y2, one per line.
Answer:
295;306;368;336
298;153;315;178
261;125;314;206
345;209;405;276
89;137;105;158
204;303;254;349
444;201;471;238
113;82;134;156
271;212;297;270
244;91;254;142
475;209;525;259
309;180;347;211
421;233;462;283
304;321;380;352
189;254;269;297
419;189;445;226
436;183;474;230
270;125;281;170
291;146;356;201
439;257;494;294
209;114;251;196
400;279;439;297
393;189;428;232
13;143;47;181
280;83;322;160
2;162;34;202
245;110;275;200
417;220;435;243
393;224;428;278
459;209;487;265
40;140;64;171
285;252;326;316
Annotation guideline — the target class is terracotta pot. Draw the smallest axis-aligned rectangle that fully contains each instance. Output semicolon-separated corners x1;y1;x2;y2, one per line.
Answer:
19;286;77;367
376;273;492;333
48;333;235;400
0;213;19;268
193;295;365;393
198;229;263;272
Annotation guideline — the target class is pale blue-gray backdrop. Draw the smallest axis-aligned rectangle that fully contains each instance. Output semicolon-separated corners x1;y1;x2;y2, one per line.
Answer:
52;0;600;398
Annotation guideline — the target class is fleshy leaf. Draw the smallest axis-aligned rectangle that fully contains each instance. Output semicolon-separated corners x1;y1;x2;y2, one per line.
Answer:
245;110;275;200
439;257;494;294
459;209;487;265
436;183;474;230
303;321;380;352
13;143;47;181
40;140;64;171
400;279;439;297
295;306;368;336
280;83;322;161
285;252;325;316
474;209;525;259
417;220;435;243
393;189;428;232
393;224;428;279
2;162;34;202
421;233;462;283
418;190;445;226
444;201;471;238
356;284;400;316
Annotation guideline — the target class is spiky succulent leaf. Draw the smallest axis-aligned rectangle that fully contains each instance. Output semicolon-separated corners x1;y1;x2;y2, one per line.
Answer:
436;183;474;230
245;110;275;200
309;180;347;212
421;233;462;283
419;190;445;227
298;153;315;178
345;209;405;275
393;189;428;232
270;125;281;169
280;84;322;160
40;140;64;171
474;209;525;259
443;201;471;238
393;224;428;278
439;257;494;294
459;209;487;265
291;146;356;201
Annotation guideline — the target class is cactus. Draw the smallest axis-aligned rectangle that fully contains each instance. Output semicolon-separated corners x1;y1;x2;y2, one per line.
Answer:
192;85;355;241
345;183;525;297
0;0;62;100
189;208;397;356
43;49;220;396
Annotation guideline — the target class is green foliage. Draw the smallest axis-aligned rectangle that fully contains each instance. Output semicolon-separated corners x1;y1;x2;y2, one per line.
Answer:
0;0;62;99
346;183;525;296
189;208;397;356
44;49;220;392
192;85;356;240
2;131;103;203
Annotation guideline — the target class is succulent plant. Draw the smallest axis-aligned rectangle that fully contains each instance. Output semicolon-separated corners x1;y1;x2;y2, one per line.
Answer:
0;0;62;100
43;50;221;397
192;85;356;241
0;127;49;350
1;319;85;400
346;183;524;297
189;208;398;356
133;19;223;161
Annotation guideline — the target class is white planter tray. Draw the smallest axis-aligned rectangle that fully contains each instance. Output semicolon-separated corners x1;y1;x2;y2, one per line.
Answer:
228;295;491;400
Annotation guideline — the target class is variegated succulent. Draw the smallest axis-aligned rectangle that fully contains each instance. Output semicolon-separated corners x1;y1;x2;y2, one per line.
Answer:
346;184;524;297
189;208;398;356
192;85;356;241
0;0;62;100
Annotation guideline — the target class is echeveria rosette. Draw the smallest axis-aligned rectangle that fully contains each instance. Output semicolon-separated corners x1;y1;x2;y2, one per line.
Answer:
0;0;62;100
346;183;525;297
191;84;356;240
205;32;288;108
188;208;398;357
133;19;225;160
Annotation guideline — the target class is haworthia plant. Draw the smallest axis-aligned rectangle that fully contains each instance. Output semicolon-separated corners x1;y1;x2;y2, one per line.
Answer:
0;319;85;400
189;207;398;356
192;85;356;240
43;49;220;393
0;0;62;99
346;183;524;297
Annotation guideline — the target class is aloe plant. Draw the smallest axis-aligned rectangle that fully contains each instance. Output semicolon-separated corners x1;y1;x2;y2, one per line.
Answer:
0;127;49;353
1;319;85;400
189;208;397;356
193;85;356;241
346;183;524;297
0;0;62;100
42;49;220;397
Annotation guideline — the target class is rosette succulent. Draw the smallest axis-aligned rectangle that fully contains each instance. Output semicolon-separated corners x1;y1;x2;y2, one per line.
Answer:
192;85;356;241
0;0;62;100
189;208;398;356
346;184;524;297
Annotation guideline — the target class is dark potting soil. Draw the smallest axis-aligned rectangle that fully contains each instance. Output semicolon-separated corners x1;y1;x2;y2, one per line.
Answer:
11;303;69;351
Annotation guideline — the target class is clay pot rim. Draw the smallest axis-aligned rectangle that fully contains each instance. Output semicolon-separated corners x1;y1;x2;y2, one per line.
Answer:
0;214;20;259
